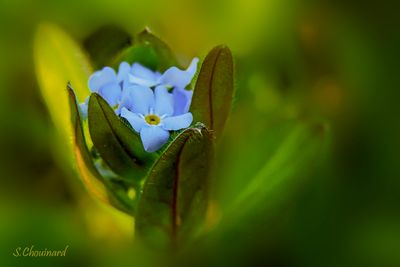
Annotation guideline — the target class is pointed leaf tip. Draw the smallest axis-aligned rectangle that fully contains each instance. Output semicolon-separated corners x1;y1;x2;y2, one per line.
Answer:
190;45;234;139
113;29;177;72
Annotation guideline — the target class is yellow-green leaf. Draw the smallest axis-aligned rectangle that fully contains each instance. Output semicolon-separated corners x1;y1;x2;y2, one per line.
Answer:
34;22;92;158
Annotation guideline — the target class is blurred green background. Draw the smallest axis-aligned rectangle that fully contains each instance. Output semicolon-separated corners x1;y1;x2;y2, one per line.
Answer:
1;0;399;266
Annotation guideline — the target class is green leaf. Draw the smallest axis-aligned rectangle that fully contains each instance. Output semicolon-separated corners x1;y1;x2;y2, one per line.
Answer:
88;93;156;184
83;25;132;69
229;122;328;220
67;85;137;214
135;125;214;248
34;23;92;159
112;28;177;72
190;45;234;138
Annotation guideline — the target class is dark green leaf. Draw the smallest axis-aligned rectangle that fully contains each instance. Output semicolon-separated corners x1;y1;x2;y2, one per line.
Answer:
88;93;156;184
67;84;137;214
112;28;177;72
135;125;214;248
191;45;234;138
84;25;132;69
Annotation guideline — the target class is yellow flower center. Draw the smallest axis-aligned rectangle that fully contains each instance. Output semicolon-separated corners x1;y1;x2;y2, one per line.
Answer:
145;114;161;125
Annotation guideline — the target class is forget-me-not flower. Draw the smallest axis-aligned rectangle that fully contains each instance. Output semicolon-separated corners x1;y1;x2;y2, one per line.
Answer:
81;58;198;152
120;85;193;152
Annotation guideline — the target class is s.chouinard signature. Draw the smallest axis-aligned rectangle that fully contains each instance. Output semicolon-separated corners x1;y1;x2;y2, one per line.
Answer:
13;245;69;257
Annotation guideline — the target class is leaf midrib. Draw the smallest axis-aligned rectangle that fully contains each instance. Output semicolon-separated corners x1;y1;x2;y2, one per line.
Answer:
208;48;223;130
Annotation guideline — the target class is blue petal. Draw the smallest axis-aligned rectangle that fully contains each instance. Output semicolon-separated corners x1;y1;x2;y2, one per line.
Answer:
116;85;132;114
129;75;158;87
88;67;117;92
98;83;122;107
121;76;133;93
117;62;131;82
172;88;193;115
159;57;199;88
154;85;174;116
120;107;146;133
129;63;160;87
162;112;193;131
122;85;154;115
140;125;170;152
132;63;158;80
116;89;132;115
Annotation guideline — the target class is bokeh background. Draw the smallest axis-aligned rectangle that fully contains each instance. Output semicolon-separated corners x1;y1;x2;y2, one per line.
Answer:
1;0;399;266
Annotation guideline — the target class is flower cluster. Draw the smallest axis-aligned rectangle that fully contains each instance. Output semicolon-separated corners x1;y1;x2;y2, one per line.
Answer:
80;58;198;152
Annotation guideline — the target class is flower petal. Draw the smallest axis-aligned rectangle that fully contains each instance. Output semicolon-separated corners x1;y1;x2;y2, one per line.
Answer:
132;63;158;80
162;112;193;131
140;125;170;152
172;88;193;115
98;83;122;107
122;85;155;115
117;61;131;82
159;57;199;88
129;63;160;87
116;87;131;114
116;88;132;115
154;85;174;116
120;107;146;132
88;67;117;92
129;74;158;87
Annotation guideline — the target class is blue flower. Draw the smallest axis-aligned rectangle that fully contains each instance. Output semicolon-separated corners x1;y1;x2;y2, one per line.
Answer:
80;62;130;118
81;59;198;152
120;85;193;152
